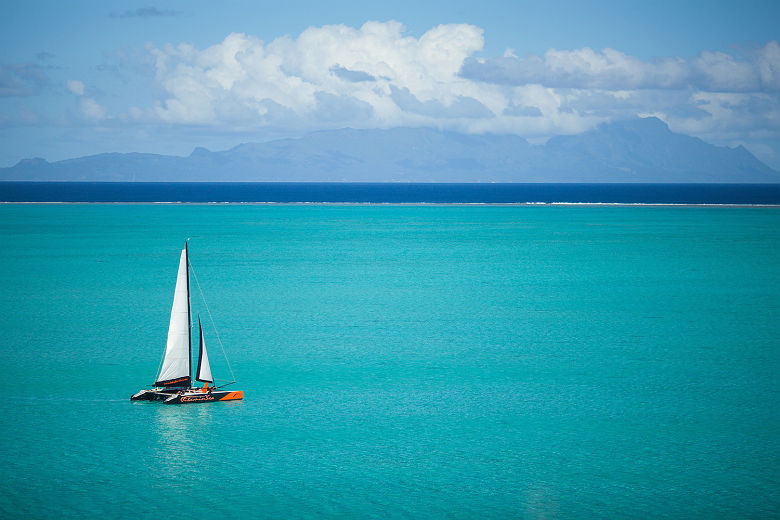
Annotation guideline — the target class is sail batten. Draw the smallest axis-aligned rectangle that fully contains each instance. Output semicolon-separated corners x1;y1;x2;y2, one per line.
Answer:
154;247;191;387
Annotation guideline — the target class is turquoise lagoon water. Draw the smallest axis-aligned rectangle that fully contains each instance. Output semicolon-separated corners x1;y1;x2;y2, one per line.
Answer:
0;204;778;518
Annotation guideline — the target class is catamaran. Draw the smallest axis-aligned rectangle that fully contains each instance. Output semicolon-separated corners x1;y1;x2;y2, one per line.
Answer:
131;242;243;404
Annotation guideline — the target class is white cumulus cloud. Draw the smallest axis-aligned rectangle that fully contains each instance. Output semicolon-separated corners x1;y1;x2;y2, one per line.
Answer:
80;98;107;120
147;21;498;130
66;79;85;96
461;41;780;93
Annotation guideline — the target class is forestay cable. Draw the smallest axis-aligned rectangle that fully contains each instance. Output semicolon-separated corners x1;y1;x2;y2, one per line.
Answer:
188;259;237;385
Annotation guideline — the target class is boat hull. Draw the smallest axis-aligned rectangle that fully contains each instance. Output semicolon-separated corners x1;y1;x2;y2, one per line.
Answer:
131;389;243;404
131;389;177;401
163;390;243;404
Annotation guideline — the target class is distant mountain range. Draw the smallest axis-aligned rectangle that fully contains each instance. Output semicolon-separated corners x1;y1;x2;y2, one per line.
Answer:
2;117;778;182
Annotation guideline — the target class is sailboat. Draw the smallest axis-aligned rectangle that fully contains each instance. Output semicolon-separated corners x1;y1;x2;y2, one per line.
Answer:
131;242;243;404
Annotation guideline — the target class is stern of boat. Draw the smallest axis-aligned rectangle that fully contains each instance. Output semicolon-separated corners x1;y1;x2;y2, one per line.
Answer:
131;390;153;401
130;389;176;402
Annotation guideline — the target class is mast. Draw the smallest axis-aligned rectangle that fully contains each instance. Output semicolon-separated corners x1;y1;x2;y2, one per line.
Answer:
186;240;192;387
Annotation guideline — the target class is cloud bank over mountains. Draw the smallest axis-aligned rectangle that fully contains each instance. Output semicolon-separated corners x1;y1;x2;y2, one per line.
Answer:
117;21;779;163
3;20;780;168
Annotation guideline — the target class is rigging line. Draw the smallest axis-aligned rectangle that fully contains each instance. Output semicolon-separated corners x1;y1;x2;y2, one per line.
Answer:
189;258;237;384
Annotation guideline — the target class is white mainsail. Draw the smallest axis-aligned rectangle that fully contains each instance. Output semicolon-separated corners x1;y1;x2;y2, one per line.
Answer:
155;247;191;385
196;318;213;383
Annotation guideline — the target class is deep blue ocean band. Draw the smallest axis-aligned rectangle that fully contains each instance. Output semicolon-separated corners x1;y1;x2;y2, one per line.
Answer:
2;182;780;205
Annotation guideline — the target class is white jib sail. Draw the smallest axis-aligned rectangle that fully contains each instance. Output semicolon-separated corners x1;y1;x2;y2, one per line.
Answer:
197;321;213;383
156;248;190;384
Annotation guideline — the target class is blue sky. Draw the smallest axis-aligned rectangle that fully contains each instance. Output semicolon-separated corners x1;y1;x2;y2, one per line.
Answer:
2;0;780;169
